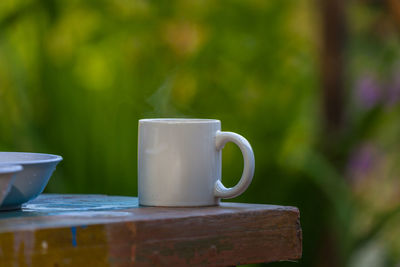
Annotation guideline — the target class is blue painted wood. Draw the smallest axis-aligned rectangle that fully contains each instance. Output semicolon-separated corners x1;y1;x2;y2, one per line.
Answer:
0;194;138;219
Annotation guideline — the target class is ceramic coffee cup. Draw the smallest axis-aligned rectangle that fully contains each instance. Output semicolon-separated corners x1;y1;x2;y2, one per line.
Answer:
138;119;255;206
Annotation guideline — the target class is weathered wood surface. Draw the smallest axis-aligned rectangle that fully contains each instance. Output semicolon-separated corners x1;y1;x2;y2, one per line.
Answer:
0;194;302;266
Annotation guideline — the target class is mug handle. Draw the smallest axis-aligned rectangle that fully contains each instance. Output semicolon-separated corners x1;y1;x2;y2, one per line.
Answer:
214;131;255;199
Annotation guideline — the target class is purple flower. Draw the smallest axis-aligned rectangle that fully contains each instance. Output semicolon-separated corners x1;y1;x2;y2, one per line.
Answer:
347;143;380;185
355;75;382;109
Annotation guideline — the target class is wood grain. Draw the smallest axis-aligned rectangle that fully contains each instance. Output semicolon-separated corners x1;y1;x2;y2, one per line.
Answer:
0;194;302;266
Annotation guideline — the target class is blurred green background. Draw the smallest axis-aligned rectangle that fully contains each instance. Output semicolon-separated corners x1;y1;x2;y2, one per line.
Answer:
1;0;400;266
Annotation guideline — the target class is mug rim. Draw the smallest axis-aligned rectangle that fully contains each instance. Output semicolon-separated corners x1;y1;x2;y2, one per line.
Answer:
139;118;220;124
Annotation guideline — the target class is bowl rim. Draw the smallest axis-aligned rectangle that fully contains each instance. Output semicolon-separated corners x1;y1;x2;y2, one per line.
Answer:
0;152;63;165
0;164;23;173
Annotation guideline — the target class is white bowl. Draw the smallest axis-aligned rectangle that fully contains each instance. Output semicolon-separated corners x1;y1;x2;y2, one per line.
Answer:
0;152;62;210
0;165;23;206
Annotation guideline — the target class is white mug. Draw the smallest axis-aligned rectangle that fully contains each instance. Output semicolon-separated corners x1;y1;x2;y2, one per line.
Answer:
138;119;255;206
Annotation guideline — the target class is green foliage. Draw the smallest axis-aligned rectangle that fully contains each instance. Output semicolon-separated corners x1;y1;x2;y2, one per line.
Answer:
0;0;317;197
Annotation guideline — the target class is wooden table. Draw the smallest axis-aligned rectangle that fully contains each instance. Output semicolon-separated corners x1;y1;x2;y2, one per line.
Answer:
0;194;302;266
